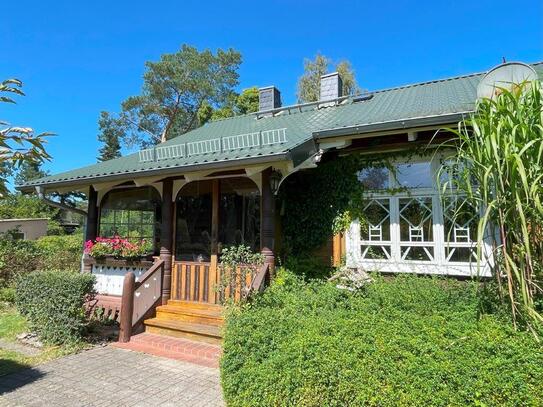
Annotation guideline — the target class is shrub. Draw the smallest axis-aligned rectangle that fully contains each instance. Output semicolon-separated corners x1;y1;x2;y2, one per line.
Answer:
221;271;543;406
35;234;83;271
282;254;333;280
15;270;95;344
0;238;42;285
0;287;15;303
0;234;83;286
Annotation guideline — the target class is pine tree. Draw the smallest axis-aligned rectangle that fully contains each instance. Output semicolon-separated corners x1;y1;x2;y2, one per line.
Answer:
97;111;122;162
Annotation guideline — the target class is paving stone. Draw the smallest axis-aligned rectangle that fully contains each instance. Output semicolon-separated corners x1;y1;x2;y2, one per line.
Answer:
0;346;224;406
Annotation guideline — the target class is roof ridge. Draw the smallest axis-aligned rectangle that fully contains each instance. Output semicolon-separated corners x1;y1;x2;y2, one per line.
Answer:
371;60;543;95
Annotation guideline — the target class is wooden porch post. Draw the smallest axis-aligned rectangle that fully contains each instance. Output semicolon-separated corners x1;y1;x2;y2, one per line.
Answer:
83;186;98;273
160;179;173;304
209;179;220;303
261;168;275;271
85;186;98;242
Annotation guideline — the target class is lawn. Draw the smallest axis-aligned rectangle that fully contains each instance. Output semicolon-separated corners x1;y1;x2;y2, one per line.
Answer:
0;303;85;376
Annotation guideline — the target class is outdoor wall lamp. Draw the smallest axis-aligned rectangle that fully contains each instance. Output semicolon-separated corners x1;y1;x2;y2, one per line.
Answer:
270;170;282;194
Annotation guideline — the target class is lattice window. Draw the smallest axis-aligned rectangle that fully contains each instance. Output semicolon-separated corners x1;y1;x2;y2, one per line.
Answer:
360;199;391;260
443;196;478;263
399;197;434;261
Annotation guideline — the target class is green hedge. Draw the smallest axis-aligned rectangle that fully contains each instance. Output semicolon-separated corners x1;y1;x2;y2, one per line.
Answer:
15;270;95;344
221;272;543;406
0;234;83;286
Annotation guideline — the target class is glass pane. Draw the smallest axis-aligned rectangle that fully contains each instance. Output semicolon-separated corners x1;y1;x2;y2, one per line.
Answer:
358;167;389;189
175;180;213;262
361;245;390;260
401;246;434;261
396;162;433;188
98;186;161;253
399;197;433;242
446;247;476;263
442;197;477;244
360;199;390;241
219;177;260;251
100;224;115;238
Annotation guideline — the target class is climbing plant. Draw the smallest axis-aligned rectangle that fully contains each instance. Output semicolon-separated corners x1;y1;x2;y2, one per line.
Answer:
279;148;422;257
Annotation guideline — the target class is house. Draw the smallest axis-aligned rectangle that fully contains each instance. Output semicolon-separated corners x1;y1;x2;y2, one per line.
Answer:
0;218;48;240
18;61;543;345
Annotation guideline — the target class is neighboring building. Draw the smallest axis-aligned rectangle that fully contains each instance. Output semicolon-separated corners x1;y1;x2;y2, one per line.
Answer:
17;61;543;345
0;218;49;240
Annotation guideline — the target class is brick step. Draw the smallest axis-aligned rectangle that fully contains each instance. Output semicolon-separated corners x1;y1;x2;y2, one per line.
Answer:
156;304;224;326
144;318;223;345
113;333;221;368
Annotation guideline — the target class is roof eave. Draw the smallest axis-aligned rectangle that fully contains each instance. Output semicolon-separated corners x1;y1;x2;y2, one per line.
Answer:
312;111;473;139
17;152;291;193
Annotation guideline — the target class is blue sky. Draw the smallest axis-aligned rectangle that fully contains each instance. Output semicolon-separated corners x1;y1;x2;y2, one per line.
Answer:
1;0;542;184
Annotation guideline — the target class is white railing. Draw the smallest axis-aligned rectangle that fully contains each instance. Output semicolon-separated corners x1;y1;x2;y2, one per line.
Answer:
137;128;287;163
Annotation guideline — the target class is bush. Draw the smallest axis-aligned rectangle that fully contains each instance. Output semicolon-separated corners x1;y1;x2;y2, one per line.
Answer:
15;270;95;344
282;254;333;280
0;234;83;286
35;234;83;271
221;271;543;406
0;287;15;303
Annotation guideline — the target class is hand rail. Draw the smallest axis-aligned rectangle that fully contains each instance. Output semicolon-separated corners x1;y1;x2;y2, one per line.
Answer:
248;263;270;295
135;259;164;289
118;259;164;343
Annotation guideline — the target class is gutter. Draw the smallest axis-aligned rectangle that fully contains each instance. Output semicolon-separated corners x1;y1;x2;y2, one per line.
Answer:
35;186;88;216
312;111;473;139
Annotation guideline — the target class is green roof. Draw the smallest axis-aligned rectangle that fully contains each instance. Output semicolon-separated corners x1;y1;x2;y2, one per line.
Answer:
20;62;543;191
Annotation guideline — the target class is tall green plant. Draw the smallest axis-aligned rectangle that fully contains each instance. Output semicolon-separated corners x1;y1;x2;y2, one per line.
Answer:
441;81;543;333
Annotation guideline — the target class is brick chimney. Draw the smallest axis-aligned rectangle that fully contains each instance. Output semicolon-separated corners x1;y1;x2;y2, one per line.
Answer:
320;72;343;102
258;86;282;112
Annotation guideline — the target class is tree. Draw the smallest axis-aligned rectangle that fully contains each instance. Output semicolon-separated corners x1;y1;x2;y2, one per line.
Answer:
296;53;360;103
14;160;49;186
106;45;242;148
97;111;122;161
1;79;52;195
197;87;260;125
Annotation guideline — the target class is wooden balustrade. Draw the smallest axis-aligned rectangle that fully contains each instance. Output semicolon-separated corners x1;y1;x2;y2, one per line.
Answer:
118;259;164;343
170;261;265;304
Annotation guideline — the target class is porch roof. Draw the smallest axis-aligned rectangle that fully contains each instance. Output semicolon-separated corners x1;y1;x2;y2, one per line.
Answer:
18;62;543;192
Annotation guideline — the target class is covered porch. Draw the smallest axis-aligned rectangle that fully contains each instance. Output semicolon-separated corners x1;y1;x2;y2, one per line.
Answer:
79;164;283;342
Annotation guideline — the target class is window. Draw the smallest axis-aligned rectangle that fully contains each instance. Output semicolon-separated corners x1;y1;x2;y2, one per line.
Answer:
395;162;433;188
347;156;489;276
175;181;213;262
358;167;389;189
99;187;161;251
219;177;260;251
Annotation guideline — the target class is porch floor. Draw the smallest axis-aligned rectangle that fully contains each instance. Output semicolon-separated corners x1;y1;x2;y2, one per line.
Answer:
113;333;222;368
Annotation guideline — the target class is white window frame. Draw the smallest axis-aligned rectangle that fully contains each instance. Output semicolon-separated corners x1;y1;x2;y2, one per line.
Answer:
346;154;493;277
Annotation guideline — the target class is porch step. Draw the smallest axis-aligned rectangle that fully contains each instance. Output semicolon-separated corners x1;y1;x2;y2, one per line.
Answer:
155;302;224;326
167;300;224;312
113;333;221;368
144;318;223;345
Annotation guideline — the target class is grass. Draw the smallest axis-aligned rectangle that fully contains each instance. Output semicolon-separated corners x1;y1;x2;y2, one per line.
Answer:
0;303;86;376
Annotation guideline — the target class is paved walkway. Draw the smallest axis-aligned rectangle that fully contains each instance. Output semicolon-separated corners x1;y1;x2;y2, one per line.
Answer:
0;346;224;407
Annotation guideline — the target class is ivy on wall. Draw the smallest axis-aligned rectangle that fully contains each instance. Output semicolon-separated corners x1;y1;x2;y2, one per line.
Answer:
279;147;425;257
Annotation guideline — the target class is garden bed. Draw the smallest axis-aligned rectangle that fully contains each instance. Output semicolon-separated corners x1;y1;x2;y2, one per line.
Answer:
221;271;543;406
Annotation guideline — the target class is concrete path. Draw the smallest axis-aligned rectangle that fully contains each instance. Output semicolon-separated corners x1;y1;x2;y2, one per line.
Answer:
0;346;224;407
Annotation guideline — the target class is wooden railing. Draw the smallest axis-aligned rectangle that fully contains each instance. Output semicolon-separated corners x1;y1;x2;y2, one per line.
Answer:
118;259;164;343
171;261;271;304
249;263;271;295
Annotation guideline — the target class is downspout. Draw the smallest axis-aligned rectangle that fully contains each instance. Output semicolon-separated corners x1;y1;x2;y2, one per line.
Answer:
35;186;88;217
